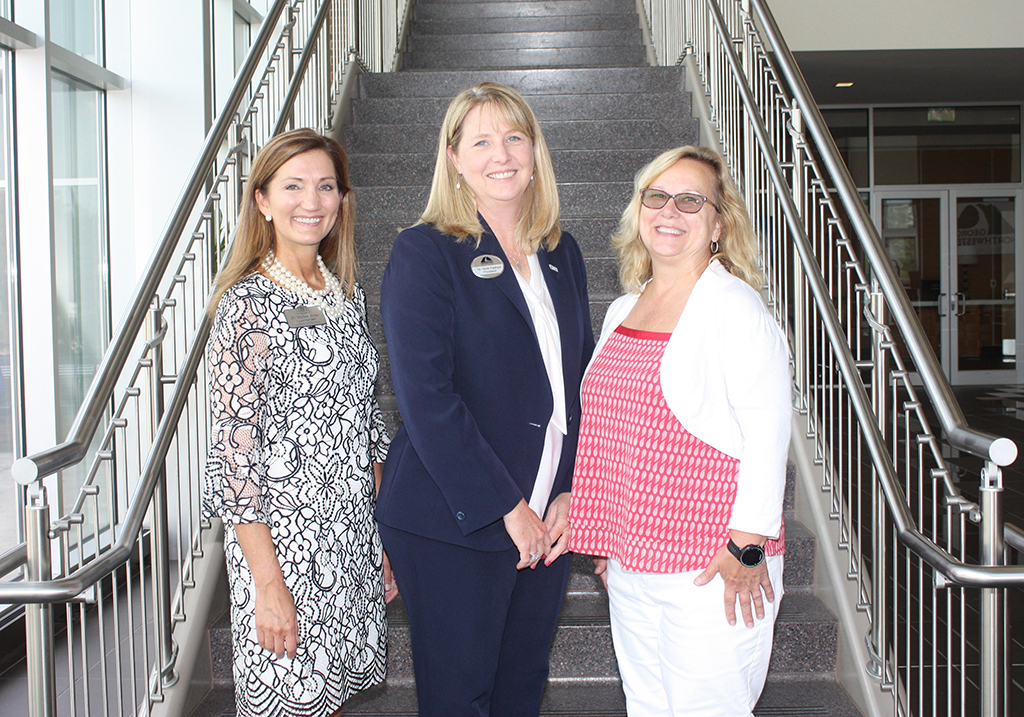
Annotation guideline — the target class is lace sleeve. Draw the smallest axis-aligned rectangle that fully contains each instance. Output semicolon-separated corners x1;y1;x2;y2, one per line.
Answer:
202;291;271;524
368;397;390;464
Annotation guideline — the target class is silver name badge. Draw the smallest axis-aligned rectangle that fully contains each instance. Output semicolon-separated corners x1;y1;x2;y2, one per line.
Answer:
284;305;328;328
471;254;504;279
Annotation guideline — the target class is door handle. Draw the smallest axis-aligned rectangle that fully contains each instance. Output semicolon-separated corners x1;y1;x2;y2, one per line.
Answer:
955;292;967;316
1005;289;1016;301
937;293;948;316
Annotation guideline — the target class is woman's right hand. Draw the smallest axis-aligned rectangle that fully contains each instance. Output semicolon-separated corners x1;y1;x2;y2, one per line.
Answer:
503;499;551;570
592;556;609;589
254;577;299;659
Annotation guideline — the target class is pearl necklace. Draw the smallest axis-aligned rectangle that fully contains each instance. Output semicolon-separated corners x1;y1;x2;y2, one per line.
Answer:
261;251;343;319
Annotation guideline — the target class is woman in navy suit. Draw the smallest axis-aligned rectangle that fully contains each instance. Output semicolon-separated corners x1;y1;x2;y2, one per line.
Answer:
377;82;594;717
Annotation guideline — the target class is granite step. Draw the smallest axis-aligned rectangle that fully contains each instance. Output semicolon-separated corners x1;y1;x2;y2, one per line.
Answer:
341;678;865;717
355;67;686;99
415;0;635;21
345;118;696;155
416;0;632;5
412;15;637;35
405;46;647;71
194;674;863;717
351;92;689;125
407;29;642;52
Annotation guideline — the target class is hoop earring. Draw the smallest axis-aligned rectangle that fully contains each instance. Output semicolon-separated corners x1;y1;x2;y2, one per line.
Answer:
710;239;720;254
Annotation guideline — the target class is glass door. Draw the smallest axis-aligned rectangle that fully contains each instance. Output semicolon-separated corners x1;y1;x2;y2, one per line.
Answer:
874;190;1023;385
951;194;1019;384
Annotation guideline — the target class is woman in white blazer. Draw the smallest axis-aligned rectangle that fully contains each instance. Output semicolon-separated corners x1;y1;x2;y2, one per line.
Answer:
567;146;792;717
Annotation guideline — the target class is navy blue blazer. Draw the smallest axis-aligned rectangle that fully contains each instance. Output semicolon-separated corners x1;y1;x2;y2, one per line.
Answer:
377;221;595;552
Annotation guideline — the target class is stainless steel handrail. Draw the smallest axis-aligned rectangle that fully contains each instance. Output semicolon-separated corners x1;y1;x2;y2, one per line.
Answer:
273;0;333;136
9;0;290;486
746;0;1016;468
704;0;1024;588
0;319;210;603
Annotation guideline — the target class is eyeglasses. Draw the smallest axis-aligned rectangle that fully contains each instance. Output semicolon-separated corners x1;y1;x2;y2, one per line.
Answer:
640;188;719;214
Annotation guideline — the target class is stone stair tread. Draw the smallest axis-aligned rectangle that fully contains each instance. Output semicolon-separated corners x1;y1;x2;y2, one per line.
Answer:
406;47;647;70
353;93;688;124
356;67;685;98
415;0;634;21
413;16;643;34
408;29;641;51
341;675;864;716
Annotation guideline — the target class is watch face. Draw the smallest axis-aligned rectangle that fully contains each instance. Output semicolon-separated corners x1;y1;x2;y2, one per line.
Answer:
740;545;765;567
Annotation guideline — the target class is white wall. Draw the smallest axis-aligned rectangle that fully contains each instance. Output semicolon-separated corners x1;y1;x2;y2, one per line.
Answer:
105;1;209;326
766;0;1024;52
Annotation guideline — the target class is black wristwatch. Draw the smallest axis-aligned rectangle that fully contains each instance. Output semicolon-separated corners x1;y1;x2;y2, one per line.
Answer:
727;539;765;567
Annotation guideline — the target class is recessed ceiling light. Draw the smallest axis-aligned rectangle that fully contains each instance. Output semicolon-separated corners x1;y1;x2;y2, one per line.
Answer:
835;82;854;88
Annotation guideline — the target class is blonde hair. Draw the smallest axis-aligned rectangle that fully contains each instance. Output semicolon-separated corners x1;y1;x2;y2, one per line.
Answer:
612;146;763;293
420;82;561;253
207;128;356;317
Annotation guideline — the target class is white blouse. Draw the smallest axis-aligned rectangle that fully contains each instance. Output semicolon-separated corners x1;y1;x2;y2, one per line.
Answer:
514;252;566;516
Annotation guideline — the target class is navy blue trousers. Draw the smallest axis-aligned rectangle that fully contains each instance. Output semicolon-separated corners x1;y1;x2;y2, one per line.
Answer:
379;524;572;717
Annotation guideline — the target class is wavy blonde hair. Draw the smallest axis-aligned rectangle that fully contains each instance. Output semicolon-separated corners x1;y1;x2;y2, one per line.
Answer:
612;146;763;293
420;82;561;253
207;128;356;317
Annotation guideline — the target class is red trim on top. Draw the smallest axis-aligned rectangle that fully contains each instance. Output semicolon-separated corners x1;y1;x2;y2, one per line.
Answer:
614;325;671;341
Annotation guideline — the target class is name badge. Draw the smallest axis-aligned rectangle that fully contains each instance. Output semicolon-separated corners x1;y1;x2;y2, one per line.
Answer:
284;305;328;328
471;254;504;279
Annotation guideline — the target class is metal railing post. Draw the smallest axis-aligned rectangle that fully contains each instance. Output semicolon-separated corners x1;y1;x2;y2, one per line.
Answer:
149;301;178;699
979;460;1006;717
25;482;56;717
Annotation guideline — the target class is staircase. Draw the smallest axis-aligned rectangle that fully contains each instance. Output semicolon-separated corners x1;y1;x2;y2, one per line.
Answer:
190;1;865;715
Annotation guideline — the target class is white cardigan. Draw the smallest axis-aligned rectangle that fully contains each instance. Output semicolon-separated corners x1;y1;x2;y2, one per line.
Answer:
588;260;792;539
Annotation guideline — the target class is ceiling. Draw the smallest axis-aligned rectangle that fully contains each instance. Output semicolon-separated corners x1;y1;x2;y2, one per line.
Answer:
791;48;1024;106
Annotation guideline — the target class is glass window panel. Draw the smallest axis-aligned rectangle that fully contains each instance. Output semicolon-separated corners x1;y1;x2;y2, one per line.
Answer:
234;12;252;73
821;108;869;188
51;74;109;524
49;0;104;64
875;106;1021;185
0;51;18;566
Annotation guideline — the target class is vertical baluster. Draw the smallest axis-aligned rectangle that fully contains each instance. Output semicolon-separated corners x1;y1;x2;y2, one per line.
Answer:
149;300;178;700
25;482;56;717
979;461;1005;717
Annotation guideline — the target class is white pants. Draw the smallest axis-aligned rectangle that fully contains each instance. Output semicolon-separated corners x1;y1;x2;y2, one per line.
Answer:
606;556;784;717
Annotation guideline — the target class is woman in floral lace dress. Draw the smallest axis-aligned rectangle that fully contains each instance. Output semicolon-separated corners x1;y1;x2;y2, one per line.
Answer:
202;129;395;717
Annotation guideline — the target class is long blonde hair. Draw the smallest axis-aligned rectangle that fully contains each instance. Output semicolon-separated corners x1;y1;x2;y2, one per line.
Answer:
207;128;356;317
613;146;763;293
420;82;561;253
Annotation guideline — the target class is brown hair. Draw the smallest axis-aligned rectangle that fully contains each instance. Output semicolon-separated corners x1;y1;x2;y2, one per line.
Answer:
207;128;355;316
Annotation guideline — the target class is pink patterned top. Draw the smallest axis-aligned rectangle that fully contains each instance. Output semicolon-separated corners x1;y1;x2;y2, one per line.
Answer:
568;326;784;573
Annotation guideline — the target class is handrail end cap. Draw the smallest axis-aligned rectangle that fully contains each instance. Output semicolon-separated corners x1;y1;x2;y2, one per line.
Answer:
990;437;1017;467
11;458;38;486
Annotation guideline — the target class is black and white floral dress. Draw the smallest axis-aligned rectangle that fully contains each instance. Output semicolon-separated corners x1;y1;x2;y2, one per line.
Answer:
202;273;389;717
